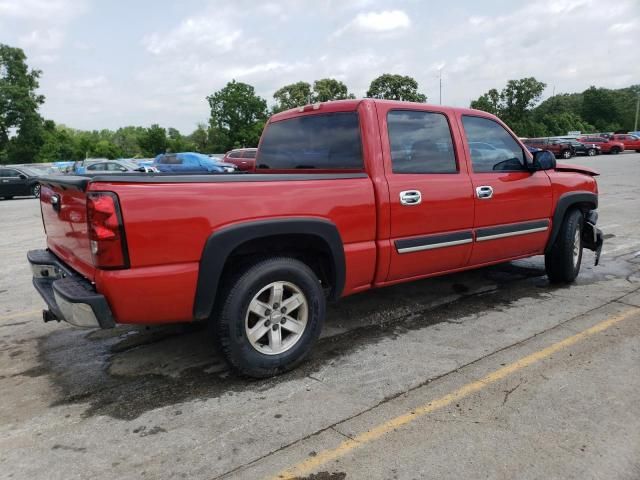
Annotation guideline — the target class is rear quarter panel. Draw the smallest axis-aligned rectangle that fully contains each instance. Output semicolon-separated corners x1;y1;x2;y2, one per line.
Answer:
89;178;377;324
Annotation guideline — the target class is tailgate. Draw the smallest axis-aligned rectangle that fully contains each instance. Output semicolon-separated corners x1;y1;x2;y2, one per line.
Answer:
39;176;96;281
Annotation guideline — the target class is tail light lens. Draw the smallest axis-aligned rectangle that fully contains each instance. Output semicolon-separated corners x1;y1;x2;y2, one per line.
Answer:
86;192;129;269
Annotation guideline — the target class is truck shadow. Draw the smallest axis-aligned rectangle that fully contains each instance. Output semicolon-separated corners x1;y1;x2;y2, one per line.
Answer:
31;254;625;420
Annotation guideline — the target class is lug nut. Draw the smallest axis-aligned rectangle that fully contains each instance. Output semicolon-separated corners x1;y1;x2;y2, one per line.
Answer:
264;320;271;327
265;309;271;316
273;303;279;309
281;318;286;324
272;324;278;331
280;307;287;313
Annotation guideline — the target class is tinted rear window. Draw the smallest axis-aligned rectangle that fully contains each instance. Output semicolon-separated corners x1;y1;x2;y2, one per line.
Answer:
257;112;363;170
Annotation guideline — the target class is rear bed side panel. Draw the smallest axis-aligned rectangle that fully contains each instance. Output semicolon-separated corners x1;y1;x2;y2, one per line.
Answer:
40;184;95;281
89;177;377;324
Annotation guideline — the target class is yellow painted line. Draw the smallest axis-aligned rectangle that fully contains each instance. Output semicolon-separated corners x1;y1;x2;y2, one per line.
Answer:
0;309;41;322
271;307;638;480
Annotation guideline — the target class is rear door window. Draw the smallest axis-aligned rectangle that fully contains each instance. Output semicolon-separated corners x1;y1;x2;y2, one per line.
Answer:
258;112;363;170
387;110;457;173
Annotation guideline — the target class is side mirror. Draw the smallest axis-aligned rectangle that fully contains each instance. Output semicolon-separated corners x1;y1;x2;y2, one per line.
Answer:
531;150;556;171
19;174;27;180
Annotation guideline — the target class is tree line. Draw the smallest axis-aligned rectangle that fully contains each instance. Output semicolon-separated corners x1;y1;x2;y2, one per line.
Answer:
1;42;638;164
470;77;639;138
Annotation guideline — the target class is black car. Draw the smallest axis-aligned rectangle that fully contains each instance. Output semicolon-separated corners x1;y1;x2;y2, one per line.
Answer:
0;166;42;200
557;140;600;157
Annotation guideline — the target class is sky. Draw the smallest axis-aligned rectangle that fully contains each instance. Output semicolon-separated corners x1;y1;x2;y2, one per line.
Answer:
1;0;639;133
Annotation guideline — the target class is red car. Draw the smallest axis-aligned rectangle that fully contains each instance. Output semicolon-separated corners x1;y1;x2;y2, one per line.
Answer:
222;147;257;172
29;99;604;377
576;136;625;154
521;138;573;159
609;134;640;152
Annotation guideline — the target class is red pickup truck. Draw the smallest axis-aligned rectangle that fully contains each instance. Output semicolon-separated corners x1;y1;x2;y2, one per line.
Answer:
29;99;604;377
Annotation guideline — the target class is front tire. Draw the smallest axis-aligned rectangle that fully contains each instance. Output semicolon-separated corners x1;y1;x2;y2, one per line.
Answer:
545;209;583;283
32;184;41;198
214;257;325;378
587;148;596;156
610;147;621;155
562;149;572;159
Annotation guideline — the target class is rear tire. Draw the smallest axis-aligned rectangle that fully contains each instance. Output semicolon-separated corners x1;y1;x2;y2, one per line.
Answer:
32;184;41;198
562;149;572;159
545;209;583;283
587;148;596;156
213;257;325;378
610;147;621;155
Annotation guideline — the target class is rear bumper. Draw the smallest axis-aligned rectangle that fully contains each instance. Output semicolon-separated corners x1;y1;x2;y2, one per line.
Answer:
28;249;115;329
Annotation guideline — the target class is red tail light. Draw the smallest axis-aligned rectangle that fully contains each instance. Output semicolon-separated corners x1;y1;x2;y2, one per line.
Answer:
86;192;129;269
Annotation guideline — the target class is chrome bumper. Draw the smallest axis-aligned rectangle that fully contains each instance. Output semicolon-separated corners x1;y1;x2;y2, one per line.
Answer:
28;249;115;329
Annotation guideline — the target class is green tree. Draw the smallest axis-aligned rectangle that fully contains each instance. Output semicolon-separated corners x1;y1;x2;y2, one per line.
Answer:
312;78;355;102
207;80;268;151
189;123;210;152
273;81;312;113
471;77;547;136
581;86;620;131
113;126;146;157
166;127;194;153
37;121;77;162
366;74;427;102
470;89;501;116
138;124;167;156
0;44;45;163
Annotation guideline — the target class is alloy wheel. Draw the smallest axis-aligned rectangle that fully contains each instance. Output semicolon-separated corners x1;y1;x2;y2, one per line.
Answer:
244;281;308;355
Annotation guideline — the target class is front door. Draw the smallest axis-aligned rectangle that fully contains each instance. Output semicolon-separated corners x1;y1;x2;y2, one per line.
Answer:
459;114;552;265
381;107;475;281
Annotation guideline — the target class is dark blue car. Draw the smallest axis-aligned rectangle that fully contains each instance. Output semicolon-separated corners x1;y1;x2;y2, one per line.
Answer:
153;152;237;173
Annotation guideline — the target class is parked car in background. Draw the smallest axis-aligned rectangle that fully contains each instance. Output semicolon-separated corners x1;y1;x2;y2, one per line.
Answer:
0;165;42;199
557;139;600;157
521;138;573;159
81;159;158;174
609;134;640;152
223;148;258;172
153;152;237;173
576;136;625;155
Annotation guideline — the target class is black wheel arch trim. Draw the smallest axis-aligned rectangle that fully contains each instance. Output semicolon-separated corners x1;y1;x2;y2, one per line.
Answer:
193;218;346;320
545;191;598;253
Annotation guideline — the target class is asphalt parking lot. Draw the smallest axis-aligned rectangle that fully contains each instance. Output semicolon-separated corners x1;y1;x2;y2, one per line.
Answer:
1;153;640;480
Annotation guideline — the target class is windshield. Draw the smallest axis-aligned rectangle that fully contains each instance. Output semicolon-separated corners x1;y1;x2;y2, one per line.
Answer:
17;167;42;176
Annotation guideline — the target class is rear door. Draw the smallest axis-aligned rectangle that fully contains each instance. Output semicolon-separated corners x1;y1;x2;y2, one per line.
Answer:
380;106;475;281
460;114;552;265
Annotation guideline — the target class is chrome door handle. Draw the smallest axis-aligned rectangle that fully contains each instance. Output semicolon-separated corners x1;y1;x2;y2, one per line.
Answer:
476;186;493;199
400;190;422;206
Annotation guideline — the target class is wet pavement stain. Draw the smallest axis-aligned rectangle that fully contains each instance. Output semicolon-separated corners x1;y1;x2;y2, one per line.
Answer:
24;256;633;421
293;473;347;480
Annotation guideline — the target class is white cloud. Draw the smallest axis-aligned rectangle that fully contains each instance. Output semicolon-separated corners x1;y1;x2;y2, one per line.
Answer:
608;21;637;33
143;16;242;56
352;10;410;32
0;0;85;21
18;29;64;51
333;9;410;37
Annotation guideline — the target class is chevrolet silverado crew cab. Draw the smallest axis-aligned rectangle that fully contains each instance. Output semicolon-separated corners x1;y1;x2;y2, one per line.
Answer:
28;99;604;377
